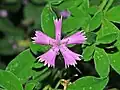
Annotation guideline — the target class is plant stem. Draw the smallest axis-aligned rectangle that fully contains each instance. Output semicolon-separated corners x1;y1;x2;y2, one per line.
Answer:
55;80;61;89
98;0;108;12
104;0;114;12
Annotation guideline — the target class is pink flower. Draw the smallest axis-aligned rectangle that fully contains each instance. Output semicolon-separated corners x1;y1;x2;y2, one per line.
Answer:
60;10;71;18
0;10;8;18
32;16;87;68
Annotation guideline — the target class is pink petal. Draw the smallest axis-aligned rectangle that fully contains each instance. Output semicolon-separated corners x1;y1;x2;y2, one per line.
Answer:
32;31;55;45
61;31;87;45
37;47;59;67
54;16;62;41
60;45;81;68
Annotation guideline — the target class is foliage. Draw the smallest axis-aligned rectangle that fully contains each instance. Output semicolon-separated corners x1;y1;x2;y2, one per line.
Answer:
0;0;120;90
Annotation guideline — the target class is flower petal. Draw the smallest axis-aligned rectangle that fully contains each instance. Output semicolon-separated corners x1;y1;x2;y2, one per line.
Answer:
32;31;55;45
37;47;59;67
54;17;62;41
61;31;87;45
60;45;81;68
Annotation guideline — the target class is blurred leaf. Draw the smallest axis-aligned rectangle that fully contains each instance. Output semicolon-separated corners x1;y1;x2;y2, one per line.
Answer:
24;3;43;20
97;19;119;39
4;0;17;3
31;0;44;4
83;45;95;61
24;3;43;28
41;4;56;38
25;83;35;90
112;0;120;6
0;18;24;40
106;5;120;23
109;52;120;74
89;11;102;31
68;76;108;90
0;61;6;70
6;49;36;84
0;39;16;55
0;69;23;90
1;0;21;11
94;47;110;78
96;33;118;44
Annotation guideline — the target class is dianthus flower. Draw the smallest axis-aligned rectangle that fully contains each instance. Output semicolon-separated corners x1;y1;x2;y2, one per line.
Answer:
32;16;87;68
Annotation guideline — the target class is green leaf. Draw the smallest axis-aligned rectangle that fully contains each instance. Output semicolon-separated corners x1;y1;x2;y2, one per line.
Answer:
85;32;97;45
97;19;119;39
30;42;50;54
47;0;63;5
25;83;35;90
32;64;50;79
82;45;95;61
96;33;118;44
57;0;82;10
88;6;98;15
68;76;108;90
114;32;120;50
0;70;23;90
62;8;88;33
89;11;102;31
78;0;89;12
41;4;56;38
94;47;110;77
6;49;36;84
106;5;120;23
109;52;120;74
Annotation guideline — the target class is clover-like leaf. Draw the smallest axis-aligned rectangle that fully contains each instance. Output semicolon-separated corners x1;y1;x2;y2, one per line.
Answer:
89;11;102;31
0;69;23;90
94;47;110;78
41;4;57;38
83;45;95;61
6;49;36;84
109;52;120;74
96;33;118;44
106;5;120;23
68;76;109;90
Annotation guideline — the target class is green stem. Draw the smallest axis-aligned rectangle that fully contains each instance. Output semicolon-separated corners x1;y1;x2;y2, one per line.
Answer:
98;0;108;12
55;80;61;89
104;0;114;12
43;85;50;90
